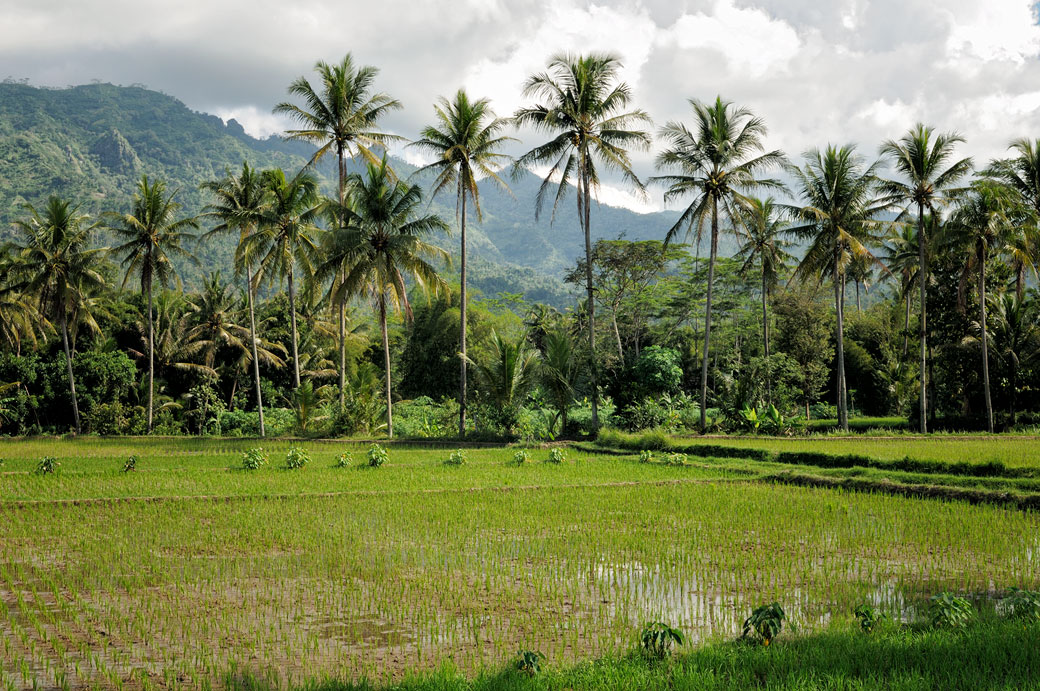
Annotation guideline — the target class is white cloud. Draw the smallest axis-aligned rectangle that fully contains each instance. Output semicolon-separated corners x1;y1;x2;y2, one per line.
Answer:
214;106;287;139
945;1;1040;63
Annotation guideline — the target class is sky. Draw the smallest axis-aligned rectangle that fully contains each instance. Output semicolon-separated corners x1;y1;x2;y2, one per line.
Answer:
3;0;1040;212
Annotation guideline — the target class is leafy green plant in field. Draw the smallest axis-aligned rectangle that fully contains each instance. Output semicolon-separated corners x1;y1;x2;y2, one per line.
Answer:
1003;588;1040;622
546;448;565;464
854;604;888;633
761;404;796;436
122;455;138;472
739;404;761;434
334;452;352;468
444;449;466;466
367;443;388;467
285;446;310;470
34;456;59;475
241;447;268;470
929;592;975;629
639;449;654;464
511;449;529;466
640;621;684;659
514;649;545;676
743;602;785;645
665;452;688;466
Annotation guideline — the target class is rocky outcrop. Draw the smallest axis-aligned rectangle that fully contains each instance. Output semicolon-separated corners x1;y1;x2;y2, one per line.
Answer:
91;128;140;173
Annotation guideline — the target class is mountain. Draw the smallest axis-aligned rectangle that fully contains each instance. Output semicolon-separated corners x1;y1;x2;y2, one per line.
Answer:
0;81;729;306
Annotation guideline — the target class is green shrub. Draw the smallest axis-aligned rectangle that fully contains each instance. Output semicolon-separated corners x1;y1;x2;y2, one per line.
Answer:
35;457;59;475
853;604;888;634
546;448;565;464
928;592;974;629
511;449;529;466
1002;588;1040;622
640;621;684;659
514;649;545;676
285;446;310;470
444;449;466;466
367;443;388;467
241;447;268;471
742;602;785;645
639;449;654;464
334;452;352;468
122;455;138;473
665;452;688;466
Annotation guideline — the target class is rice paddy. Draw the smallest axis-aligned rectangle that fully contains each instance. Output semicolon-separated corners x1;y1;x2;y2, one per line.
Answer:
1;436;1038;689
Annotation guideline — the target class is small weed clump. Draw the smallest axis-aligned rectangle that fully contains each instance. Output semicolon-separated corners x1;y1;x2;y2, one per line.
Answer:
514;649;545;676
511;449;529;466
241;447;268;471
335;452;352;468
546;448;565;464
665;452;688;466
122;455;138;473
285;447;310;470
34;456;59;475
367;443;388;467
743;602;785;645
639;450;654;464
640;622;684;659
1002;588;1040;622
854;604;888;634
928;592;975;629
444;449;466;466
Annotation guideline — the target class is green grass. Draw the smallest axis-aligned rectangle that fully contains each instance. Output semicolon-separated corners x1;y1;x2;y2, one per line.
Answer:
1;437;1038;688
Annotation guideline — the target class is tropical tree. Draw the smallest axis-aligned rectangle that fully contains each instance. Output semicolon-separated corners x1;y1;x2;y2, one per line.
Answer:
318;158;449;438
539;327;577;435
274;54;402;409
411;88;515;436
652;97;784;428
200;163;273;435
467;330;540;432
514;52;652;430
787;145;887;431
989;293;1040;425
239;169;321;390
879;124;973;432
111;176;198;432
9;197;107;433
986;138;1040;300
881;221;924;360
735;196;793;403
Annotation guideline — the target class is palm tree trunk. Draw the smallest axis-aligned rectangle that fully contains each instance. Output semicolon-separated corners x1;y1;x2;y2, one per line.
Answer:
287;270;301;389
338;144;347;414
902;288;911;360
60;310;81;434
979;245;994;433
856;281;862;312
918;205;928;433
762;268;770;405
1015;261;1025;302
700;198;719;430
581;158;599;430
611;305;623;360
147;280;154;434
459;186;468;438
834;254;848;432
246;267;265;438
380;294;393;439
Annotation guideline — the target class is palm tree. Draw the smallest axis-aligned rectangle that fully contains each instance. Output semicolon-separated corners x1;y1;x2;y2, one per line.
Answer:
986;138;1040;300
881;222;923;360
239;169;321;390
514;52;652;430
879;124;973;433
735;196;793;404
411;89;515;436
467;330;540;432
201;163;273;435
946;180;1022;432
275;54;402;412
989;293;1039;425
318;158;449;438
10;197;107;433
787;145;887;432
111;176;198;432
539;327;577;435
652;97;784;428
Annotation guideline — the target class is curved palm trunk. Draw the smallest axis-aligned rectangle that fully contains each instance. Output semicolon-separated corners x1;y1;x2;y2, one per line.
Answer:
380;294;393;439
60;310;81;434
918;205;928;433
979;244;994;433
246;267;265;438
459;188;468;438
761;268;771;405
902;286;911;360
287;270;301;389
147;280;155;434
834;253;849;432
338;145;347;413
581;156;599;430
700;199;719;430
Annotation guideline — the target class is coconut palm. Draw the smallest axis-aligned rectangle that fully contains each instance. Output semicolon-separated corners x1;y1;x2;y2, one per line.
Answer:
880;222;923;360
986;138;1040;300
9;197;107;433
239;169;321;390
274;54;402;410
787;145;887;432
200;163;273;435
410;89;515;436
111;176;198;432
539;327;577;435
652;97;784;428
989;293;1040;425
318;157;449;438
467;330;540;432
879;124;973;432
735;196;793;404
514;52;652;430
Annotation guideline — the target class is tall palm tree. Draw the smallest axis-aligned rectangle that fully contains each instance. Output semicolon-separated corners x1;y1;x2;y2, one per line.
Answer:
467;330;540;430
411;89;515;436
201;163;273;435
239;169;321;390
786;145;887;431
879;124;973;432
989;293;1039;425
986;138;1040;300
318;158;448;438
881;222;922;359
111;176;197;432
539;327;577;435
735;196;793;404
652;97;784;428
275;54;402;411
946;180;1021;432
10;197;107;433
514;52;652;430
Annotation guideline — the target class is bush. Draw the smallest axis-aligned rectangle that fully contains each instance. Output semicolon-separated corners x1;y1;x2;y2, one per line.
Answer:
35;457;59;475
742;602;785;645
444;449;466;466
853;604;888;634
928;592;974;629
511;449;529;466
640;622;684;660
633;346;683;398
639;449;654;464
367;443;388;467
665;452;688;466
335;452;353;468
122;455;137;473
285;446;310;470
546;448;565;464
514;649;545;676
85;401;129;435
241;447;268;471
1003;588;1040;622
